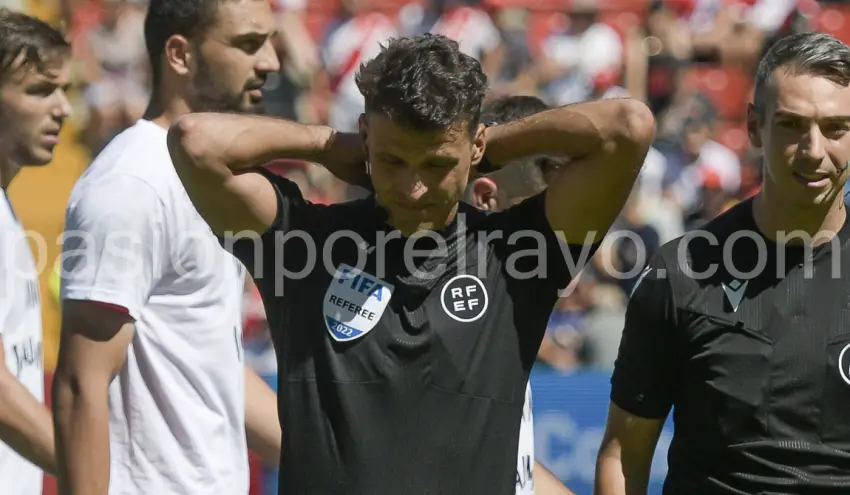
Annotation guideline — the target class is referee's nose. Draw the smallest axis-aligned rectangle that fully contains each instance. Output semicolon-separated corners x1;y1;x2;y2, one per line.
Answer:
798;124;827;165
395;167;429;203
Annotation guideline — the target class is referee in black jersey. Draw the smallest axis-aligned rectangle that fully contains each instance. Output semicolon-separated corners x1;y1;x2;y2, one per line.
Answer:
596;32;850;495
168;34;655;494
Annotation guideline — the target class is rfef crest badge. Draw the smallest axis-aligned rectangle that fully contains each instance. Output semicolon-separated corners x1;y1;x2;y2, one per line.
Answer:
323;263;394;342
839;342;850;387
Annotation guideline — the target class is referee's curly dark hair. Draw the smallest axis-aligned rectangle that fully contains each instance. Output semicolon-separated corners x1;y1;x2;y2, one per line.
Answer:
355;33;488;137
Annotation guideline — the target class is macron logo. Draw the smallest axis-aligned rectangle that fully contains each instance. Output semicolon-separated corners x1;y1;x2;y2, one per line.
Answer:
721;279;748;313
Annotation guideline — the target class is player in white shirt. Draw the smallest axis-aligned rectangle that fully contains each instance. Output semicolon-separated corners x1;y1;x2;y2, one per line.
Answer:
466;95;576;495
0;11;72;495
52;0;282;494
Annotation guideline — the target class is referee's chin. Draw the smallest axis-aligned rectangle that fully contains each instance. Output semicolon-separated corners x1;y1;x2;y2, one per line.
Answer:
391;220;432;238
387;208;458;237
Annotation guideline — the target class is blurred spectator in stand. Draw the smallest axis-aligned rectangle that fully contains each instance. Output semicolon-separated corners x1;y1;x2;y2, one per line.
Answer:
395;1;429;36
656;93;741;228
595;193;661;297
630;0;813;125
598;87;684;244
428;0;505;81
692;0;812;69
581;270;629;371
646;0;811;71
534;0;623;106
77;0;149;153
262;0;320;122
321;0;398;132
539;271;627;372
487;7;539;98
538;276;590;373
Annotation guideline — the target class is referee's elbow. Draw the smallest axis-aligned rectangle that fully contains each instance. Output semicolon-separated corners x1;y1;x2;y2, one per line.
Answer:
167;114;216;175
616;98;656;152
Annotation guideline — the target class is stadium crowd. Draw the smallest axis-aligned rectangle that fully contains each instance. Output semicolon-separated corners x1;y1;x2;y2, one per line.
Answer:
6;1;850;494
40;0;850;375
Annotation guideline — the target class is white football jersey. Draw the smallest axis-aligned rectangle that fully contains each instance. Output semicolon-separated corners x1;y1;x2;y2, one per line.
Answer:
516;381;534;495
62;119;249;494
0;190;44;495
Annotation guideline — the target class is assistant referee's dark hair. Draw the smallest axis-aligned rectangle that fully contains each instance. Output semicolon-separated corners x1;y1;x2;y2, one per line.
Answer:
356;34;488;136
144;0;222;87
478;95;564;200
0;9;69;83
480;95;549;126
754;32;850;118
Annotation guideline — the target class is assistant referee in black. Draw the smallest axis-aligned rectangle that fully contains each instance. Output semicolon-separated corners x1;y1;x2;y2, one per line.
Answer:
167;34;654;494
597;32;850;495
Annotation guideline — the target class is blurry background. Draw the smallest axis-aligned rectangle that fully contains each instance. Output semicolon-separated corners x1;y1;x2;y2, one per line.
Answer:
8;0;850;493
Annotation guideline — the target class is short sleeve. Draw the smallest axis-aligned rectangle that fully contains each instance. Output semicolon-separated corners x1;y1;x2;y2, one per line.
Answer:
221;167;307;283
609;253;679;420
500;190;601;292
60;175;168;321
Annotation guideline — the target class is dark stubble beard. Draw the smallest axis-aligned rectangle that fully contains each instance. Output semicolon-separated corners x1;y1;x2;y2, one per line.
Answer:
192;56;263;115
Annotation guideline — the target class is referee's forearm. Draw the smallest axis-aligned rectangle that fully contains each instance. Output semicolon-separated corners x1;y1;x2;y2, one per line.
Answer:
0;370;56;474
168;113;367;186
484;98;651;165
52;370;111;495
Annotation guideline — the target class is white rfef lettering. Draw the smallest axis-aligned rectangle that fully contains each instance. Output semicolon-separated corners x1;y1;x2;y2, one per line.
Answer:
440;274;489;323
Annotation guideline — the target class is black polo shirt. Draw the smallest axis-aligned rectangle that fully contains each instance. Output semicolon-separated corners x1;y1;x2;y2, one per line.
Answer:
612;198;850;494
226;170;595;494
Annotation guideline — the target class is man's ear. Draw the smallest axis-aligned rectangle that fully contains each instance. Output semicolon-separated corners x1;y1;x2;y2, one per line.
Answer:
470;177;499;211
471;123;486;166
747;103;762;149
164;35;192;77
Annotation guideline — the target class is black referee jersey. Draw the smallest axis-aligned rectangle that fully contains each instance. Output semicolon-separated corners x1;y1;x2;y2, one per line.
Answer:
226;170;595;494
612;198;850;494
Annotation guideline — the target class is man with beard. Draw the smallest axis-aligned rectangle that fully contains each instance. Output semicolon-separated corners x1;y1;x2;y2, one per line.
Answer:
51;0;325;493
